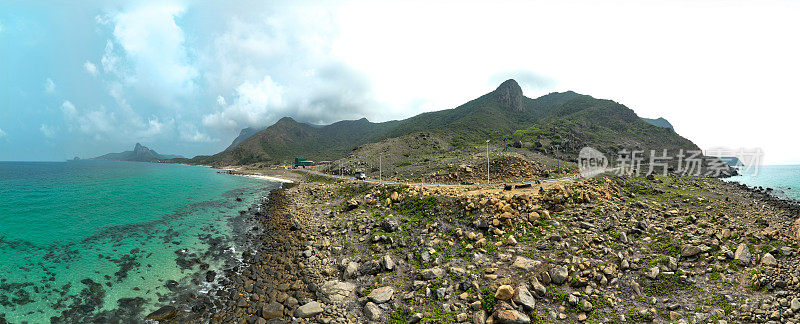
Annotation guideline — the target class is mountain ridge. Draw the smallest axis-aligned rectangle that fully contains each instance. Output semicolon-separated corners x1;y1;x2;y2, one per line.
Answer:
92;143;182;162
194;79;701;166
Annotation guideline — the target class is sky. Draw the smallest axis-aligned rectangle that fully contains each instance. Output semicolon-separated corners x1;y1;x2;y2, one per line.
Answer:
1;0;798;164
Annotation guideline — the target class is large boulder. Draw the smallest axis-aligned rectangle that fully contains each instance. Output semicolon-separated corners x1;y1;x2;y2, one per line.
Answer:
680;245;701;257
549;265;569;285
761;253;777;266
294;301;324;318
318;280;356;303
494;285;514;301
515;285;536;311
734;243;752;265
512;256;541;271
493;300;531;324
368;286;395;304
364;302;382;321
261;302;284;320
421;267;444;280
359;260;382;275
146;306;177;322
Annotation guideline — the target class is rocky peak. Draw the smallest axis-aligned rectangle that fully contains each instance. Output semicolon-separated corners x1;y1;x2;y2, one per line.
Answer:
494;79;524;112
133;143;150;154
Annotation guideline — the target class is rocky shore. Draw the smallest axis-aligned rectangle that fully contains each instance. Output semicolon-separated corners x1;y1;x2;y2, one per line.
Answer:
146;170;800;323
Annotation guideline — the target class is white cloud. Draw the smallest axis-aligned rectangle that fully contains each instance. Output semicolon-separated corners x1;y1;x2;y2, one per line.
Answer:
60;100;77;116
203;76;284;132
0;127;6;139
216;95;226;106
101;40;119;74
110;4;198;106
179;124;217;143
84;61;98;75
200;7;381;133
59;99;171;141
44;78;55;93
39;124;57;138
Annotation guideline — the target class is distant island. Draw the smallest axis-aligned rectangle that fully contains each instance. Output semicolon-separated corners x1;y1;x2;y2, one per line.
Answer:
90;143;182;162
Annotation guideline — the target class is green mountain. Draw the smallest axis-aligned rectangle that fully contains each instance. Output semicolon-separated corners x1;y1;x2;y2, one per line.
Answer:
192;79;700;166
92;143;182;162
514;96;699;160
641;117;674;128
225;126;265;151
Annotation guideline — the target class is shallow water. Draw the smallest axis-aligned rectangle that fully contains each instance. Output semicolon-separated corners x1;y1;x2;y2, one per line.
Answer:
0;161;279;322
724;164;800;201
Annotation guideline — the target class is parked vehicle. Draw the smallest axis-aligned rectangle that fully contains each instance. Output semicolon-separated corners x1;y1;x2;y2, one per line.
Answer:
354;171;366;180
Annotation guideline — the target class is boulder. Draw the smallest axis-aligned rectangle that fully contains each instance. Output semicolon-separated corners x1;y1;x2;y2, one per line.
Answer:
531;278;547;298
368;286;395;304
734;243;751;265
549;265;569;285
495;285;514;301
261;302;284;320
364;302;382;321
761;253;777;266
421;267;444;280
381;218;400;232
680;245;701;257
294;301;324;318
344;261;359;279
346;199;359;211
515;285;535;310
381;255;396;271
359;260;382;275
493;300;531;324
318;280;355;303
646;266;660;279
146;306;177;321
512;256;540;271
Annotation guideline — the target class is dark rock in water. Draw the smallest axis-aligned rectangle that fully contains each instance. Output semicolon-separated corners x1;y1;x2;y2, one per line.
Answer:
175;249;189;255
165;280;179;291
146;305;178;321
205;271;217;282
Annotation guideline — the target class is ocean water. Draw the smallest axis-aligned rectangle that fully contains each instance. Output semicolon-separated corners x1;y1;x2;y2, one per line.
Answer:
724;165;800;201
0;161;280;322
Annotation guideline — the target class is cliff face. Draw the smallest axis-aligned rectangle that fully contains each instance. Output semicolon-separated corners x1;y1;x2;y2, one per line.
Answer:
494;79;525;112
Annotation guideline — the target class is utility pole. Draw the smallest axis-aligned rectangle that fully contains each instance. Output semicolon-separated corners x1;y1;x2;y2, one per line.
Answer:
554;144;560;174
486;140;490;184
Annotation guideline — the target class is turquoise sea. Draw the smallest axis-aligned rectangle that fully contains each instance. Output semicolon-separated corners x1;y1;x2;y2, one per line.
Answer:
0;161;280;323
724;165;800;201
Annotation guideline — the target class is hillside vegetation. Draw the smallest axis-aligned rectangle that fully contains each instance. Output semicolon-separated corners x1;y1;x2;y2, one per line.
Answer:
189;80;700;166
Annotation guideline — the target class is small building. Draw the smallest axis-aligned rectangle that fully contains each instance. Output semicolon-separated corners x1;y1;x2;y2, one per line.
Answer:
294;158;314;167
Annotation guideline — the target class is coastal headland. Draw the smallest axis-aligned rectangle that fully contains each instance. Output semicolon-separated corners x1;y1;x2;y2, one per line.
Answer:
145;165;800;323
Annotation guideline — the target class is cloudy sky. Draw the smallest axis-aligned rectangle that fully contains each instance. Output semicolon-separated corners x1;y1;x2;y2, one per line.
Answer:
1;0;798;164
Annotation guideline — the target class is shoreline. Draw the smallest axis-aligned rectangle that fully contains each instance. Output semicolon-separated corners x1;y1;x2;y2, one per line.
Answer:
138;169;800;323
145;181;308;322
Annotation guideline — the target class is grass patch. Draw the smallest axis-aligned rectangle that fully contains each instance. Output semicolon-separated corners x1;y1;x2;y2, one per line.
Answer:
646;234;680;257
481;288;496;313
393;196;439;223
643;270;697;296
